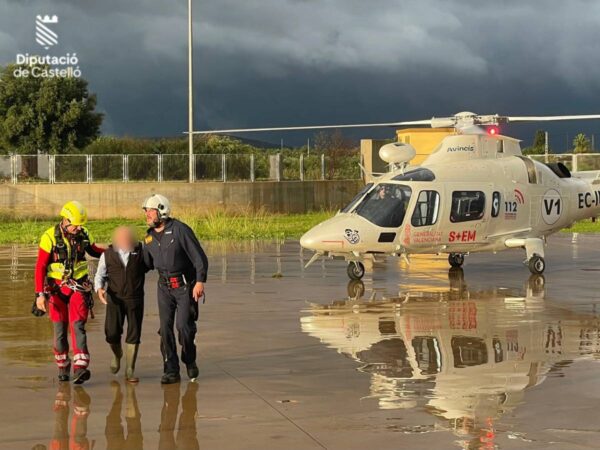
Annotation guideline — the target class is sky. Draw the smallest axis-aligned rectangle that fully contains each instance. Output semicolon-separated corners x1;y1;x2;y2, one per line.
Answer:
1;0;600;148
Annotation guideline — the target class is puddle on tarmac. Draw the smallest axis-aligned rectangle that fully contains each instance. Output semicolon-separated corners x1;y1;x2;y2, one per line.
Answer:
301;266;600;447
0;241;291;366
4;238;600;449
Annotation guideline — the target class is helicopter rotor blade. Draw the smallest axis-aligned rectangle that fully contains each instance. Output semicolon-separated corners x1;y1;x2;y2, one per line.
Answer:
189;119;433;135
507;114;600;122
188;113;600;135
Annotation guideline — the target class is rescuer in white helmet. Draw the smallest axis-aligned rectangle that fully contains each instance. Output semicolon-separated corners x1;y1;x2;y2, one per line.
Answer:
141;194;208;384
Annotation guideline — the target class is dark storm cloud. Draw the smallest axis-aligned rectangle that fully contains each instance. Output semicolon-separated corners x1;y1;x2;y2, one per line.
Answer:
1;0;600;145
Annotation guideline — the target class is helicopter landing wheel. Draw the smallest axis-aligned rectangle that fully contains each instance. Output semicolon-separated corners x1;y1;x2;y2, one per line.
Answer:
347;261;365;280
528;255;546;275
347;280;366;298
448;253;465;268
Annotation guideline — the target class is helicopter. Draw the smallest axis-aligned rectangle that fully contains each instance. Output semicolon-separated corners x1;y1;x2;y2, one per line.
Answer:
194;111;600;279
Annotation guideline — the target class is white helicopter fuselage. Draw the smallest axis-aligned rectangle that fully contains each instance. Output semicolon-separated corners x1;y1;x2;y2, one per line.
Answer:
301;133;600;273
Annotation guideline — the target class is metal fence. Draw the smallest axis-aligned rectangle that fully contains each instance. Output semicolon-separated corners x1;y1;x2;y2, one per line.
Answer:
529;153;600;172
0;153;361;184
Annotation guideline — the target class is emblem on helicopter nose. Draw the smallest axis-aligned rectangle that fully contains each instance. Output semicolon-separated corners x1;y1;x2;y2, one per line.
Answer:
344;229;360;244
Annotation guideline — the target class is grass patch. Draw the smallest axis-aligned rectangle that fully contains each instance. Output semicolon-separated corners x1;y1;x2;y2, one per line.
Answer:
562;219;600;233
0;211;334;245
4;214;595;246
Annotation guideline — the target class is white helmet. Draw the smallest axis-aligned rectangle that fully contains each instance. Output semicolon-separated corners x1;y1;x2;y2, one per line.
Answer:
142;194;171;219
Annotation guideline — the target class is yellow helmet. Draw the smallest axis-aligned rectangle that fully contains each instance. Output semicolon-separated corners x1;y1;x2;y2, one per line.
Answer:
60;201;88;226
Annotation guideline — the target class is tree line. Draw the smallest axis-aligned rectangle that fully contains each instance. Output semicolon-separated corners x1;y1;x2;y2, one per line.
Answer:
522;130;594;155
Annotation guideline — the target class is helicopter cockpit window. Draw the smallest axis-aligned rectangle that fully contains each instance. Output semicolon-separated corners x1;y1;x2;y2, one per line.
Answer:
341;183;374;213
450;191;485;223
392;168;435;182
355;183;412;228
411;190;440;226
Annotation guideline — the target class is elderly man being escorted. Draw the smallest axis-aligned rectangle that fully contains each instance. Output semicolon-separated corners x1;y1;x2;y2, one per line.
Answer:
95;226;148;383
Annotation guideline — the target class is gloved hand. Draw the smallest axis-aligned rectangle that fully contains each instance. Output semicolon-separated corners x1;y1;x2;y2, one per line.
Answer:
31;294;47;317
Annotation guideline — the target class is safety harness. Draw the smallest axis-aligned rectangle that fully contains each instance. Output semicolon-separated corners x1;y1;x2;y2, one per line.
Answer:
47;225;95;317
52;224;90;280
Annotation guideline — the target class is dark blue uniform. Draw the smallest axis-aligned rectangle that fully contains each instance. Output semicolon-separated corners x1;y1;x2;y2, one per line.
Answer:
142;219;208;375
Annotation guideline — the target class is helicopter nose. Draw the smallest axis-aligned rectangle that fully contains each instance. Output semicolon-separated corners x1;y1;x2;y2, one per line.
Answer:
300;214;359;252
300;228;318;250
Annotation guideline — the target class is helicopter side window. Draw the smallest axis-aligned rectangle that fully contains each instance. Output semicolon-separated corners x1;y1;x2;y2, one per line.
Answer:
341;183;374;213
355;183;412;228
450;191;485;223
451;336;488;368
491;191;501;218
411;190;440;226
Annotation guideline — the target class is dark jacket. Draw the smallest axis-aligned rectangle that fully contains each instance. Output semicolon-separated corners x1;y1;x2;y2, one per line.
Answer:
142;219;208;283
105;243;146;301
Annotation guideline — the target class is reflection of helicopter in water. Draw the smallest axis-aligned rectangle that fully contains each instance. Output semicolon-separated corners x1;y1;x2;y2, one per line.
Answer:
197;111;600;279
300;271;600;448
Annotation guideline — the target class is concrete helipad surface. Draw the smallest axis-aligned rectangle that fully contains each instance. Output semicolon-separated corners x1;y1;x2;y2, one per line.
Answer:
2;235;600;449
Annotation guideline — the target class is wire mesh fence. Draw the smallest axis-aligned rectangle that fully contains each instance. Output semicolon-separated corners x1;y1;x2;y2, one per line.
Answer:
195;154;223;181
15;155;51;183
0;153;362;184
91;154;124;182
0;155;13;183
127;154;159;182
55;155;87;183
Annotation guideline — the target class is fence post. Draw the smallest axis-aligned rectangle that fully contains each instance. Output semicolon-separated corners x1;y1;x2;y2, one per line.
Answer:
572;153;579;172
250;154;255;182
222;154;227;182
11;155;16;184
50;155;55;183
122;155;127;182
191;154;196;182
158;154;163;182
87;155;92;183
276;154;281;182
299;154;304;181
320;154;325;180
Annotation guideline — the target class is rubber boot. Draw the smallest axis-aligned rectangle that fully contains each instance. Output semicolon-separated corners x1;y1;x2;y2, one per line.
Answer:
58;363;71;382
110;343;123;374
125;343;139;383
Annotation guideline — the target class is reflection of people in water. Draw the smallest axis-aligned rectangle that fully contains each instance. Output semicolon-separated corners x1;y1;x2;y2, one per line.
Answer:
158;383;199;450
105;381;143;450
33;384;91;450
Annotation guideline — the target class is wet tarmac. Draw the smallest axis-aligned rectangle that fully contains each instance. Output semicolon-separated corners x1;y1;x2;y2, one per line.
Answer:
1;235;600;449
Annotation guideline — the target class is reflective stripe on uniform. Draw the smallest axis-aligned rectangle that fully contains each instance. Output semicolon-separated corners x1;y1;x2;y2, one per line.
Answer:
54;354;70;368
47;261;89;280
73;353;90;367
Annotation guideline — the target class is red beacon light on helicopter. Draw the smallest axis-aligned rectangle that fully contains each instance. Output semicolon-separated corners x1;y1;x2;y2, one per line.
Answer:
487;125;500;136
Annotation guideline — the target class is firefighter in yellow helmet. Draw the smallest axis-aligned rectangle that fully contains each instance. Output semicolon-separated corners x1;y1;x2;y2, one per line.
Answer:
34;201;104;384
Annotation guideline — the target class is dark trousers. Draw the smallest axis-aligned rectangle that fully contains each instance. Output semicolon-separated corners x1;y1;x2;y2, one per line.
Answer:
157;282;198;373
105;295;144;345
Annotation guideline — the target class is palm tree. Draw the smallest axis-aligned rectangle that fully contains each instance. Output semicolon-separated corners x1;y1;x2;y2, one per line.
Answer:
573;133;591;154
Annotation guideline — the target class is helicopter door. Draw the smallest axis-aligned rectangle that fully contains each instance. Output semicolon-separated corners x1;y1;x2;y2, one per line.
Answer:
406;189;442;247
